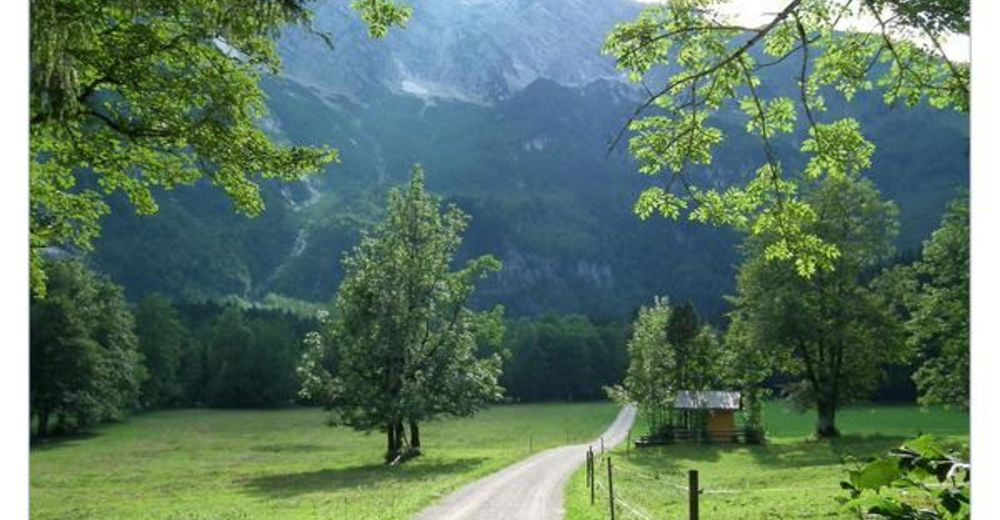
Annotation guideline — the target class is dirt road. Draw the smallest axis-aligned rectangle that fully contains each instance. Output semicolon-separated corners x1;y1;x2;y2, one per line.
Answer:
412;405;636;520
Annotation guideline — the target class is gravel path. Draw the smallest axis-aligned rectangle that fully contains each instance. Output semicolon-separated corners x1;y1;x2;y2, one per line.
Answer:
412;405;636;520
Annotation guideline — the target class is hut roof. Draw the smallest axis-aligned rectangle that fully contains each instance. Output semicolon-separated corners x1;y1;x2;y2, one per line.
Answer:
674;390;741;410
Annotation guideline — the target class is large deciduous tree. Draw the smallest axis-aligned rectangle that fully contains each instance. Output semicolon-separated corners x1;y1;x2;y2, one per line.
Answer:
30;260;146;437
29;0;411;297
605;0;968;278
728;176;906;437
909;195;969;407
876;194;969;407
298;167;505;463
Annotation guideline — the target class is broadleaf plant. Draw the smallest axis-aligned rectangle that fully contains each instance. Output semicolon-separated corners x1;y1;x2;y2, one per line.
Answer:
604;0;968;277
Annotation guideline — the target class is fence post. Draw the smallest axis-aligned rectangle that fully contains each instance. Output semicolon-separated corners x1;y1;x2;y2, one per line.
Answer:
626;429;631;457
601;436;605;456
688;469;699;520
589;446;596;505
607;457;616;520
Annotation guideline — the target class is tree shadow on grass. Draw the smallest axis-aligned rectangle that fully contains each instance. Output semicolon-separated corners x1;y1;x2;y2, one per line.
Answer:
249;443;337;454
620;434;909;475
240;457;489;498
30;431;100;451
746;434;909;469
622;443;727;475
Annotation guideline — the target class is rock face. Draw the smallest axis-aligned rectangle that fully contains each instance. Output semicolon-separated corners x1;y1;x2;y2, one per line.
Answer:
92;0;969;319
278;0;641;104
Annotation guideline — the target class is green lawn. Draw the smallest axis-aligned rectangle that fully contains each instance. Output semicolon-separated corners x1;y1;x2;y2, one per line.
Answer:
31;403;619;520
565;401;969;520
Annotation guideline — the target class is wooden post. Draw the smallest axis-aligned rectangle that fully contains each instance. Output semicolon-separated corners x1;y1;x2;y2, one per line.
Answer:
688;469;699;520
601;436;605;456
626;429;631;457
589;448;595;505
607;457;616;520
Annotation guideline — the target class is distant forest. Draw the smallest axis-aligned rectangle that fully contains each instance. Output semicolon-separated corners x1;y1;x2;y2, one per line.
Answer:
31;256;933;437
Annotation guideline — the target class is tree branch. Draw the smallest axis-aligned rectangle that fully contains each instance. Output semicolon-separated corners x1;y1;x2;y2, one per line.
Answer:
608;0;806;155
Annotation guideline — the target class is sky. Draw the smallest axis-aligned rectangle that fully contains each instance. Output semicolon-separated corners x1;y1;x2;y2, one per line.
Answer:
632;0;970;62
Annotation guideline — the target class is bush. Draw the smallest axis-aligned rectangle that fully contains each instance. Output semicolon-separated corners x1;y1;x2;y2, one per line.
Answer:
840;435;969;519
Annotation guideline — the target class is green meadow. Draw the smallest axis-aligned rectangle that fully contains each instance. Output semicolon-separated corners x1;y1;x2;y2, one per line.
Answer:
30;403;619;520
565;401;969;520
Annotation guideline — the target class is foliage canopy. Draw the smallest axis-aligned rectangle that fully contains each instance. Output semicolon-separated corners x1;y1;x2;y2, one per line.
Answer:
299;167;505;462
726;176;906;437
29;0;411;297
30;260;146;436
907;196;969;407
605;0;969;277
875;194;969;408
609;297;725;435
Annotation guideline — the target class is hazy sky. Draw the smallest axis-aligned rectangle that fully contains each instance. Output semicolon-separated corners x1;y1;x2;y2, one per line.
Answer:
632;0;969;62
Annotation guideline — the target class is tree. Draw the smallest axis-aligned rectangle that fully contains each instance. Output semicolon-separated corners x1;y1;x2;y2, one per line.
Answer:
30;261;145;436
609;297;675;435
605;0;968;278
299;166;505;463
134;294;187;408
29;0;412;297
728;176;906;437
877;195;969;407
722;311;773;441
909;195;969;407
609;297;725;435
666;302;699;348
666;301;700;391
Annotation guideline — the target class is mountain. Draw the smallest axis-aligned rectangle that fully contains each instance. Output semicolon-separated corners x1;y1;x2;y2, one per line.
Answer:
91;0;969;321
277;0;640;104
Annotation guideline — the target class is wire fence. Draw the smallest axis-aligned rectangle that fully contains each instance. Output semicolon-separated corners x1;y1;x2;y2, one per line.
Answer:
585;443;847;520
613;488;655;520
594;469;655;520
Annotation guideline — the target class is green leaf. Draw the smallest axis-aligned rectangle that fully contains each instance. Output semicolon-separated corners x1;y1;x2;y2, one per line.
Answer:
902;435;945;459
851;458;901;491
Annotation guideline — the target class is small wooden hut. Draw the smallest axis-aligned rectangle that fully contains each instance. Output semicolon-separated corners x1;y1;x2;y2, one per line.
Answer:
674;390;742;442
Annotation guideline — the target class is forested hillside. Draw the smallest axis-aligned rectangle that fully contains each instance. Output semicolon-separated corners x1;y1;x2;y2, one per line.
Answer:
90;0;968;319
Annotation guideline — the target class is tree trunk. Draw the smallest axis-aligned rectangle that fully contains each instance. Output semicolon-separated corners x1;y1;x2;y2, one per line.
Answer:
385;419;413;464
394;420;405;449
386;420;399;463
409;420;421;449
816;401;840;438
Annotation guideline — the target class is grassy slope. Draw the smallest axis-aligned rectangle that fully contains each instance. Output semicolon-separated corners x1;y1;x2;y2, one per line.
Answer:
565;401;969;519
31;403;618;520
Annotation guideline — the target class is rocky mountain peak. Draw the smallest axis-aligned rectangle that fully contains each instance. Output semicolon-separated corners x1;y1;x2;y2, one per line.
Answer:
278;0;641;105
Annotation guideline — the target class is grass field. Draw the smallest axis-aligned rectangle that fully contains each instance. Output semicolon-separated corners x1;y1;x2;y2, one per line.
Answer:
30;403;619;520
565;401;969;520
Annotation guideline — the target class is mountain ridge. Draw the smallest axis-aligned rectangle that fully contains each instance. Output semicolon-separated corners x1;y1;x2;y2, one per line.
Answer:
90;0;969;320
